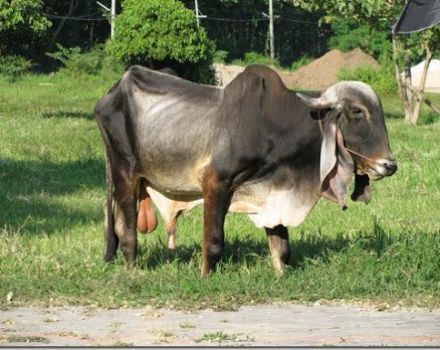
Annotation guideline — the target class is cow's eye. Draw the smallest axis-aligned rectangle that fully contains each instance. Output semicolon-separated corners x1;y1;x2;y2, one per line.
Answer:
350;109;364;119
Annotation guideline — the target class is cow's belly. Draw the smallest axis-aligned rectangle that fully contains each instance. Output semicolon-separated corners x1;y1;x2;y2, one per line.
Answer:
230;185;319;229
141;154;211;196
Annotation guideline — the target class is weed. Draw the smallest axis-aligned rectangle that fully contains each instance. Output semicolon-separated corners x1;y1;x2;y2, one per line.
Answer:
179;322;196;329
195;331;254;343
7;335;50;343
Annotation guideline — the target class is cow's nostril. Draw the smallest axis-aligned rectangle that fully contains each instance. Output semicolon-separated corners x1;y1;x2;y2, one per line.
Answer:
384;160;397;175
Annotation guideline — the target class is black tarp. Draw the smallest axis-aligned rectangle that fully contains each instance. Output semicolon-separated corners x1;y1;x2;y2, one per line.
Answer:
393;0;440;34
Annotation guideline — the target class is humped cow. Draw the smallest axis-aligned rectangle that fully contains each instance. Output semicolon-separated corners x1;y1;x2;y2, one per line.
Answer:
94;64;397;276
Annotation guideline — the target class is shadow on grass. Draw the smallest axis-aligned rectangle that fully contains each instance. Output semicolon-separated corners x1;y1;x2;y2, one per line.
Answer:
139;229;354;270
0;157;104;235
138;221;399;270
42;111;94;120
385;111;439;125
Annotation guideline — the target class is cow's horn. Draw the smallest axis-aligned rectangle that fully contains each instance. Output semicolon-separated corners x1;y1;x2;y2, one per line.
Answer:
296;92;333;110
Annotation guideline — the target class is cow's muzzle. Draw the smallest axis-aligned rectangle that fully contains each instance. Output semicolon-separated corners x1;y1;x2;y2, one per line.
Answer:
364;157;397;180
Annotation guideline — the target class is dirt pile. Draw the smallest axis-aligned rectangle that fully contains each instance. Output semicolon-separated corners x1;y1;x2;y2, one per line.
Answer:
281;48;379;90
213;48;379;91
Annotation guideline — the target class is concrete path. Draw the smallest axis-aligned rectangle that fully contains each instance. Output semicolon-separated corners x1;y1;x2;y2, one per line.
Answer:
0;303;439;346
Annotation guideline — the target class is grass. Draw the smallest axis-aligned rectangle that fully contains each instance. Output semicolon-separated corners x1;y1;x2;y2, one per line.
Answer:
1;72;440;310
5;335;50;344
195;331;253;344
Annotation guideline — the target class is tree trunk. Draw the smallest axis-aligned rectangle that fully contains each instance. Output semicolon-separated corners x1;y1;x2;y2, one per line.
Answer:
52;0;80;44
410;45;433;125
392;35;413;124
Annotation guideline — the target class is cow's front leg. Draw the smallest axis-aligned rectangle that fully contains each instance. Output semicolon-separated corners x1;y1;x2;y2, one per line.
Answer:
265;225;290;275
201;168;231;277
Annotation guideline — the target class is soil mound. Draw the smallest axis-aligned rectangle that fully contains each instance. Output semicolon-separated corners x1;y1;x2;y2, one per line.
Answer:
213;48;379;91
281;48;379;90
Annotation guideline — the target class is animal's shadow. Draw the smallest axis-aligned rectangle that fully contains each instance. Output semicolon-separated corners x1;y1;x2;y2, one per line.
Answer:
138;230;353;270
138;221;394;270
0;157;104;235
42;111;94;120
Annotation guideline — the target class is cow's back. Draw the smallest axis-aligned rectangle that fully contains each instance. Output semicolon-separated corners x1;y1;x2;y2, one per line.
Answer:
95;66;224;197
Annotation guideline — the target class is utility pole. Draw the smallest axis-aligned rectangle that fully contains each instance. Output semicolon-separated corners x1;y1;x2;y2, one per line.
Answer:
269;0;274;59
111;0;116;39
195;0;200;28
97;1;116;39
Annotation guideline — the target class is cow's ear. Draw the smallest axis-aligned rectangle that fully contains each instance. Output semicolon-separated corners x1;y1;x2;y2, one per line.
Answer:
320;125;354;210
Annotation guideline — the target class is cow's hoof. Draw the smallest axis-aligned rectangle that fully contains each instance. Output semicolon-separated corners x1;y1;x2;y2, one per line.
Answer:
200;264;214;278
271;257;287;277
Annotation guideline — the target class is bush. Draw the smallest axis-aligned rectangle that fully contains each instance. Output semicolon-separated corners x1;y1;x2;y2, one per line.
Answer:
107;0;215;83
213;50;229;64
290;55;313;71
338;63;397;95
329;17;392;61
0;55;32;81
47;44;114;76
231;52;280;67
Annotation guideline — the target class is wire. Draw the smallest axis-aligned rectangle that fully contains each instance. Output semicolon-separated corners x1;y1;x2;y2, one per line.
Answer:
278;16;318;24
201;16;269;23
46;14;107;21
44;13;318;25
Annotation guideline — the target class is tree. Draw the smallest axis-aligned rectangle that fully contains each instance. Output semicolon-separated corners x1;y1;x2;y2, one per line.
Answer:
393;28;440;124
0;0;51;55
107;0;215;82
292;0;440;125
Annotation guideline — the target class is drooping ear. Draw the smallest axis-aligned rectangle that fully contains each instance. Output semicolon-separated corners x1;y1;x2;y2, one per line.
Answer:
319;117;338;185
351;174;371;204
320;128;354;210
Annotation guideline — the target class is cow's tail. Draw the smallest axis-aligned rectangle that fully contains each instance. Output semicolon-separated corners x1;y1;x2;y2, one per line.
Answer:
104;153;119;261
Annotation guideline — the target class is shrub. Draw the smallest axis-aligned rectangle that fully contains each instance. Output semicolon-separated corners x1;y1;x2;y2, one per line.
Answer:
338;63;397;95
213;50;229;64
0;55;32;81
329;17;392;61
231;52;280;67
47;44;111;75
107;0;215;83
290;55;313;71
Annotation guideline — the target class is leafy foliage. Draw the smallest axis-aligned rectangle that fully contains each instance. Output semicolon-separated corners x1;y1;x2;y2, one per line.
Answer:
0;0;50;55
46;43;121;76
291;0;404;28
230;51;280;67
329;17;392;60
290;55;313;71
107;0;215;82
0;55;32;81
213;50;229;64
338;63;397;95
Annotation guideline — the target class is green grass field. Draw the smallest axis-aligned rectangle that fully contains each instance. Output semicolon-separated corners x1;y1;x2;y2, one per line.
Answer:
1;72;440;310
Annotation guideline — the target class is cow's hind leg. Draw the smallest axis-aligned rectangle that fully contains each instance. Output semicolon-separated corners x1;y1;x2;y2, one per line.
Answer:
265;225;290;275
112;168;139;265
104;155;119;261
201;168;231;277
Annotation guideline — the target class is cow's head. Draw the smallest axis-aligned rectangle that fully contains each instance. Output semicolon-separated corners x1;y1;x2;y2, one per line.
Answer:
297;81;397;209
